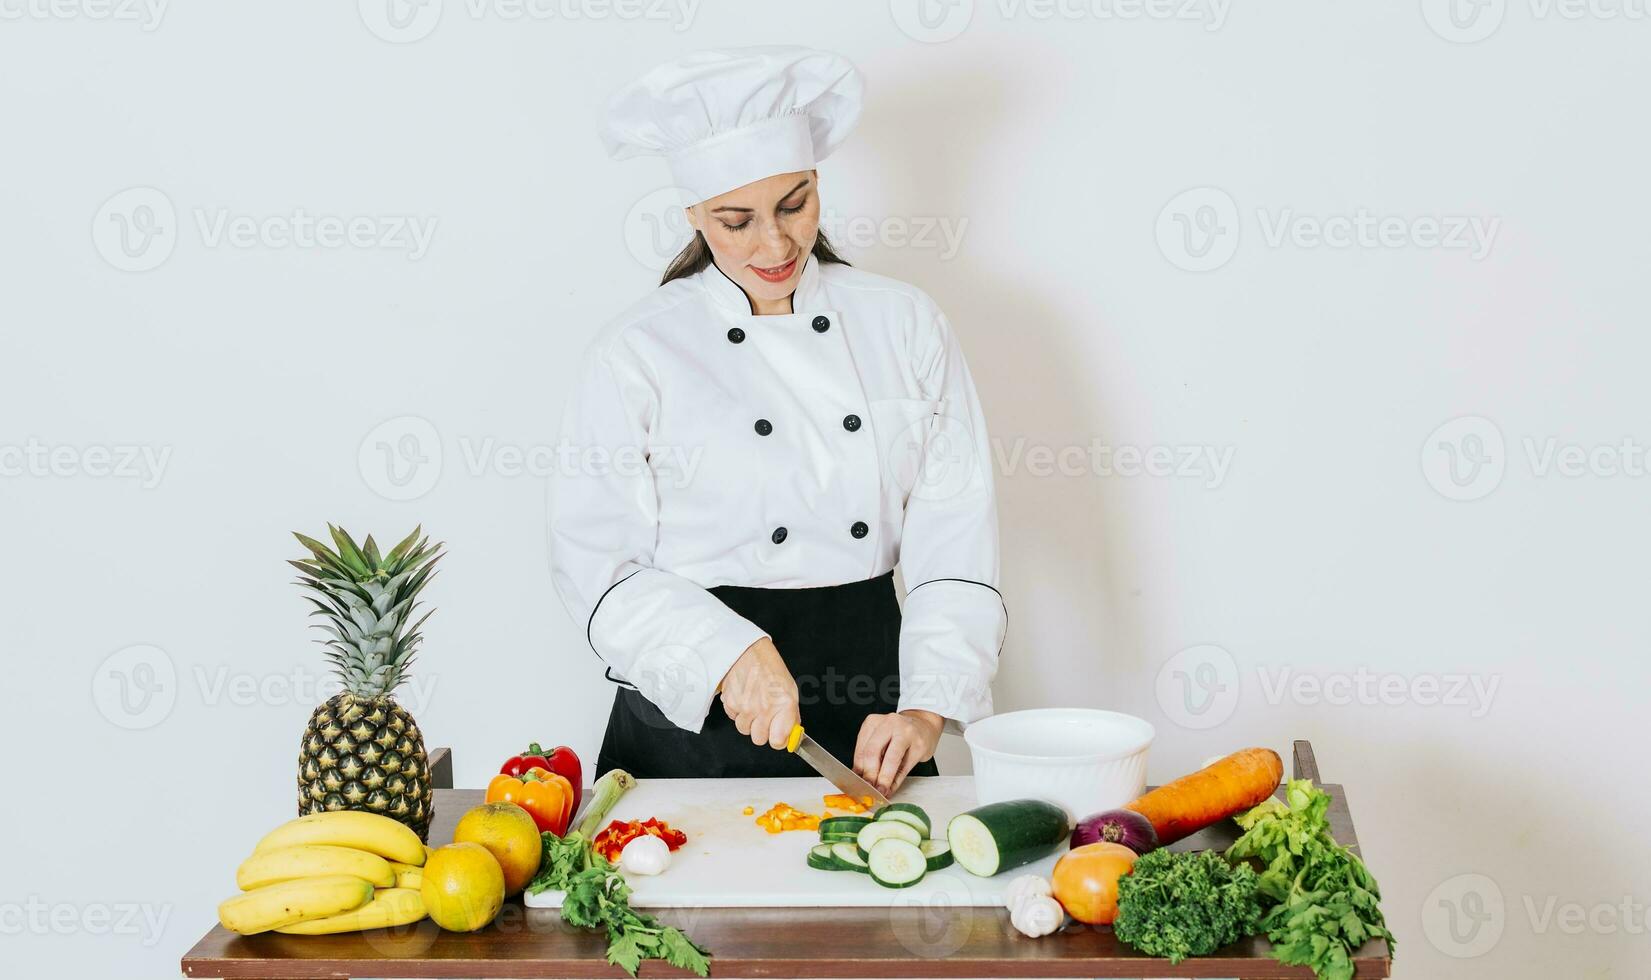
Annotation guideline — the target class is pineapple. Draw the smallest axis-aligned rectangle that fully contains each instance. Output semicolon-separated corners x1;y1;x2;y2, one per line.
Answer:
290;524;442;841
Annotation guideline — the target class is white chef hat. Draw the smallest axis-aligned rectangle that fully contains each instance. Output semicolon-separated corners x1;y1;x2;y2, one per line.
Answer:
600;45;864;207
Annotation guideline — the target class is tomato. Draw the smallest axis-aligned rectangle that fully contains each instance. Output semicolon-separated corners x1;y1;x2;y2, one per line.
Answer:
1051;841;1137;925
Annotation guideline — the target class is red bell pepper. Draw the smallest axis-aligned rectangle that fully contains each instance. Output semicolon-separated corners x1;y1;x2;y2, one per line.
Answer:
501;742;582;820
500;743;552;778
542;744;583;819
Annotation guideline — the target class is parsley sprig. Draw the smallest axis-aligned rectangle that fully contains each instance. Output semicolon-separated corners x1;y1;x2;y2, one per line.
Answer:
1114;849;1263;963
528;830;710;977
1226;779;1394;980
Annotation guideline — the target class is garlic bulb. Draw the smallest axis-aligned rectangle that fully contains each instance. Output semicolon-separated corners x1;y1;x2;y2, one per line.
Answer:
618;833;671;875
1010;894;1065;938
1001;874;1052;910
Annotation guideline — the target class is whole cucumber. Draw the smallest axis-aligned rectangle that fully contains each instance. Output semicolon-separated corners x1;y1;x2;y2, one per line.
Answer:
947;799;1071;877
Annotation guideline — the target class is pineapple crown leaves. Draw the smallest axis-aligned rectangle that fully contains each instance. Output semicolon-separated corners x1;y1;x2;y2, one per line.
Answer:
290;524;443;697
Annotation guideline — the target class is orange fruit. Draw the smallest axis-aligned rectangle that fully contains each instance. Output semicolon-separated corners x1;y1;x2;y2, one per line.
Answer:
453;802;542;896
1051;841;1137;925
420;842;505;932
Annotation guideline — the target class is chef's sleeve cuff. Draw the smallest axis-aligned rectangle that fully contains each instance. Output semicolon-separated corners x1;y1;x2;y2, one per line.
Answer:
663;616;770;735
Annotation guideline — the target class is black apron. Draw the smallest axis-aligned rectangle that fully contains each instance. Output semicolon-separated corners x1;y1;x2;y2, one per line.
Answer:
596;571;941;780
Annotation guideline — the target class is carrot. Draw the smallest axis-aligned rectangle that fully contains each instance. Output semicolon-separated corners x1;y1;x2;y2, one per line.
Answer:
1123;747;1284;846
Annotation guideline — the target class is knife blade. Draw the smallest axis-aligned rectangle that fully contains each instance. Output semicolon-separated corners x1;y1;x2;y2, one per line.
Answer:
787;725;889;806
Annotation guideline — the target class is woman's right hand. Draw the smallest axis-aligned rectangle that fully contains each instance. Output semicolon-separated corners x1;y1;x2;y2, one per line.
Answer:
717;636;800;749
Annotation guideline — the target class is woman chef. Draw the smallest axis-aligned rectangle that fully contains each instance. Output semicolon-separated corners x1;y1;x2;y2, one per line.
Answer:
549;46;1006;797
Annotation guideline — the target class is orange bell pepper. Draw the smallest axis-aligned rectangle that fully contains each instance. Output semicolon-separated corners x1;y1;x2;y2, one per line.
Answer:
753;802;824;833
486;766;572;834
822;793;875;813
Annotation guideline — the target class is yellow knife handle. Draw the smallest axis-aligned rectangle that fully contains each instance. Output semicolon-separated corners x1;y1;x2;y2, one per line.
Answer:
785;723;804;753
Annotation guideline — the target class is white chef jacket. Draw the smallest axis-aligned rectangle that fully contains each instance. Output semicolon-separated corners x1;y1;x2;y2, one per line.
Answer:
548;252;1006;736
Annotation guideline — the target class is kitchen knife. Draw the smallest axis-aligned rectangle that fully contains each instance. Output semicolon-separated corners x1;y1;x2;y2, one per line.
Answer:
785;723;889;806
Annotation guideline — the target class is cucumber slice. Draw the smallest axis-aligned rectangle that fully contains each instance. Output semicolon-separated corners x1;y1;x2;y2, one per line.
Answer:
830;842;869;872
818;831;860;844
918;839;954;871
819;816;873;836
946;799;1070;877
867;838;927;889
856;819;921;854
807;843;842;871
873;803;931;837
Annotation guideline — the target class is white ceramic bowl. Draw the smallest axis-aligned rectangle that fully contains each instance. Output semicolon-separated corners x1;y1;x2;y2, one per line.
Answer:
962;708;1155;823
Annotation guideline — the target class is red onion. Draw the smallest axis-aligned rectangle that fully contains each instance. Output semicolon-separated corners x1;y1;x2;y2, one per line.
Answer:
1071;808;1159;855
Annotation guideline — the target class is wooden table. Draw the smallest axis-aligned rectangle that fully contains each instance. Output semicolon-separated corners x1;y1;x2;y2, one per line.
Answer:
182;741;1392;978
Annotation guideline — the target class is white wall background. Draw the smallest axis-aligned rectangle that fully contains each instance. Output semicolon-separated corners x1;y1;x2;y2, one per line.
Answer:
3;2;1647;977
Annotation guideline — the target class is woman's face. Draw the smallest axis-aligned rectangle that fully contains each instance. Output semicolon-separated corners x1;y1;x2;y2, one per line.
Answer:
686;170;820;311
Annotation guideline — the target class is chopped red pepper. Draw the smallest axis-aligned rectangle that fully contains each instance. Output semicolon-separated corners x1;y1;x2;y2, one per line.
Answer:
592;817;688;863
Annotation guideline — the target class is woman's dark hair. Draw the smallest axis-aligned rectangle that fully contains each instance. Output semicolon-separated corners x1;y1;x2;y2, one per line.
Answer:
659;230;852;287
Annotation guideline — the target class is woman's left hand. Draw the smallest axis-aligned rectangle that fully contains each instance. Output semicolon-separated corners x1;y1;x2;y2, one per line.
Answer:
853;709;945;797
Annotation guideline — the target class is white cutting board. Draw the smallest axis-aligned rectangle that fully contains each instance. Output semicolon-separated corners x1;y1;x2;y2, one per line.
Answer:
524;775;1069;909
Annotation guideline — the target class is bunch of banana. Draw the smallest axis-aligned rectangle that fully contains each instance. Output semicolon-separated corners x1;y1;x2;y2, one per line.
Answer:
218;811;431;935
